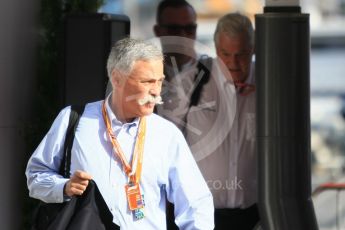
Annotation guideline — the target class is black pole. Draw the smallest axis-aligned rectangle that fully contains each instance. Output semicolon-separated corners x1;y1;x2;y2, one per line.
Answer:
256;6;319;230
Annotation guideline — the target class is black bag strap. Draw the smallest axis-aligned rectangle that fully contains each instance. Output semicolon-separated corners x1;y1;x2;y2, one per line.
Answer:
182;55;213;135
58;104;85;178
189;55;213;107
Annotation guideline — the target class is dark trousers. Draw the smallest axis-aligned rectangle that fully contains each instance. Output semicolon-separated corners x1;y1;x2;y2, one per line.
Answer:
214;204;260;230
166;201;179;230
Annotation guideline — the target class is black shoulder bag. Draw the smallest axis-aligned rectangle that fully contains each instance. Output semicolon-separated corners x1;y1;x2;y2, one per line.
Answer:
31;105;120;230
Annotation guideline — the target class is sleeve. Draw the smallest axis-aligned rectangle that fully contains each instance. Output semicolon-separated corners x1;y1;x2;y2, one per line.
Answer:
165;129;214;230
25;106;72;203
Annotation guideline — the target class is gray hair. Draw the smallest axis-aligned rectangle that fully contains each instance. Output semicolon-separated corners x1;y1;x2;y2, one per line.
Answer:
214;13;254;48
106;37;163;78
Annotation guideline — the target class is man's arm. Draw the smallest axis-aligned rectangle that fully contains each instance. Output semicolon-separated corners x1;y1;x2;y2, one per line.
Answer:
166;130;214;230
25;107;71;203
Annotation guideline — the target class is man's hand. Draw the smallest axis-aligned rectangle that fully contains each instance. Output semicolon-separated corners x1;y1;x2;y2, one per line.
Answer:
64;170;92;197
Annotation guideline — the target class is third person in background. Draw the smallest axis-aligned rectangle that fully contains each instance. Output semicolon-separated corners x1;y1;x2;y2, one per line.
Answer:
185;12;259;230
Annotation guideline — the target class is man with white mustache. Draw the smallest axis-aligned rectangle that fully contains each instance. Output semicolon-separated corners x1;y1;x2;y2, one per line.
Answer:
26;38;214;229
137;94;163;106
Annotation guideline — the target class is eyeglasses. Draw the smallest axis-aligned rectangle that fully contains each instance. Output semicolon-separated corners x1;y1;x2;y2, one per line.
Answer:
159;24;197;35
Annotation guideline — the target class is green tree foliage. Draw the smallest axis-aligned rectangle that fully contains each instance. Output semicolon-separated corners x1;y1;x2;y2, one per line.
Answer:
28;0;104;148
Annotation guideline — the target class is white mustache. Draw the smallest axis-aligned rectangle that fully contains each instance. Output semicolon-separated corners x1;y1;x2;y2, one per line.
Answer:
137;95;163;106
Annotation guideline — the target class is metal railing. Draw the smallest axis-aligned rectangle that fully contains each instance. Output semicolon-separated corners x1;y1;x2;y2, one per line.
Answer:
313;182;345;230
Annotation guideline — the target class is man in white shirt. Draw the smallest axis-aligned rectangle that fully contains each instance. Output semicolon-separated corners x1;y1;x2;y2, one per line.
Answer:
186;13;259;229
26;38;214;230
153;2;215;229
153;0;213;131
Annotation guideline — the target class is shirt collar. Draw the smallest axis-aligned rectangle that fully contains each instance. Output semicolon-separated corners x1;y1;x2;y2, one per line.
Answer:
245;62;255;85
105;93;140;128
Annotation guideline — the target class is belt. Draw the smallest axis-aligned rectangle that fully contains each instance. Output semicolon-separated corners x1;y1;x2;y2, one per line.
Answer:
215;204;257;216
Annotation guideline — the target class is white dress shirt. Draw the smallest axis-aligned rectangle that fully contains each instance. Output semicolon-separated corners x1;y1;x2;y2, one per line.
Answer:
186;60;257;209
26;98;214;230
156;59;198;130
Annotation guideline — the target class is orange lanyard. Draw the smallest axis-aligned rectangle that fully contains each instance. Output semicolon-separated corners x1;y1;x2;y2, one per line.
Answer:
102;101;146;184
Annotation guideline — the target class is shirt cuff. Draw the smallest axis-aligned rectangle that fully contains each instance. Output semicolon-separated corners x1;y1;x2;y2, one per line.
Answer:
54;178;70;202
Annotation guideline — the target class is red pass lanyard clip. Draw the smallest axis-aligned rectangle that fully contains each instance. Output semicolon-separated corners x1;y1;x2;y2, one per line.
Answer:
102;101;146;184
235;82;255;96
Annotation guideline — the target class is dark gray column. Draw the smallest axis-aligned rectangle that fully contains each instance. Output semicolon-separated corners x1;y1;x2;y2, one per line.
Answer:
0;1;37;229
255;6;318;230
